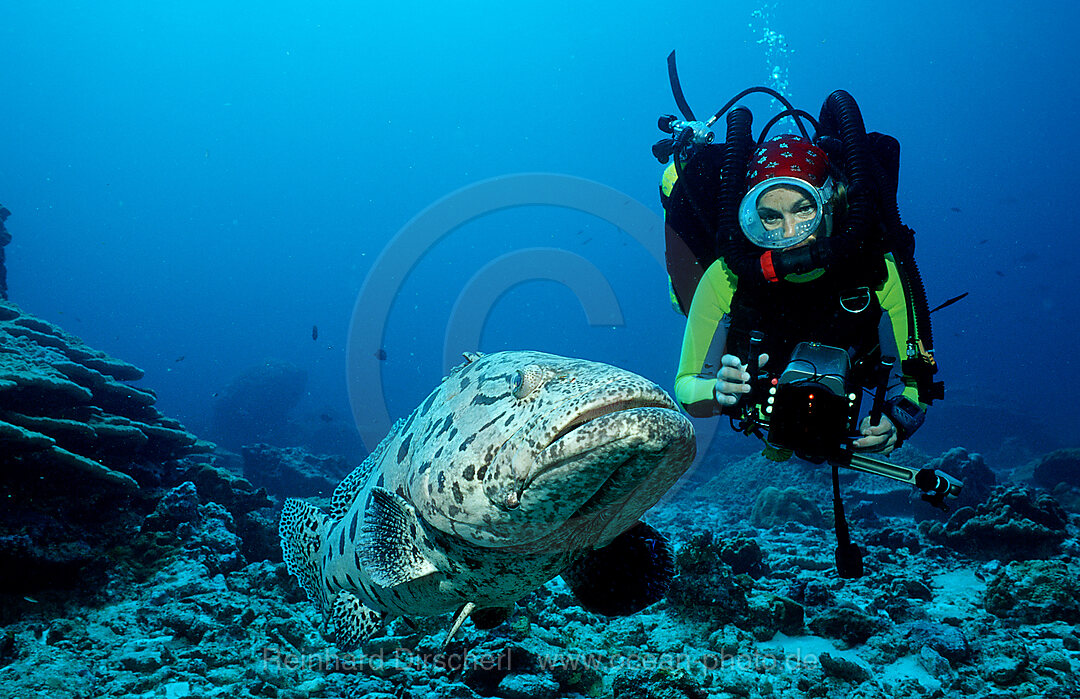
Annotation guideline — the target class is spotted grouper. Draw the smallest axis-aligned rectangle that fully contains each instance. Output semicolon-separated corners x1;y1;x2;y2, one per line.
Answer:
279;350;695;645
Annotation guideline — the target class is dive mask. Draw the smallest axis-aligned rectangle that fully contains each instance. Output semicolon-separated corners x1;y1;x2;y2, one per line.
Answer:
738;176;835;249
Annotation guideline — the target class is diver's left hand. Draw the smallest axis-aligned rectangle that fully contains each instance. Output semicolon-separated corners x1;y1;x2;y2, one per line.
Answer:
853;415;898;455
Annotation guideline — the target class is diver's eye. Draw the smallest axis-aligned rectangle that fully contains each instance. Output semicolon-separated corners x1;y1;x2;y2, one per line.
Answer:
511;365;542;399
794;204;817;219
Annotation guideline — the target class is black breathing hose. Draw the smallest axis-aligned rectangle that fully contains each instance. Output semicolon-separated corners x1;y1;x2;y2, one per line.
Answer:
715;107;754;263
810;90;877;272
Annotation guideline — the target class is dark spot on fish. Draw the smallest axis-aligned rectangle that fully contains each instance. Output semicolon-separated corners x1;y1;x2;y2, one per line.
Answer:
459;376;471;389
409;522;416;537
402;409;416;434
447;427;458;442
374;348;387;360
312;325;319;341
175;355;185;362
396;485;406;499
471;392;501;406
346;573;357;588
477;414;501;433
447;505;460;517
441;414;454;434
434;446;443;460
463;463;475;480
338;527;347;556
504;414;514;426
419;392;438;418
476;464;488;480
376;474;385;488
349;510;359;540
418;461;431;474
452;482;464;504
437;471;446;492
458;434;477;452
398;434;412;462
482;513;492;525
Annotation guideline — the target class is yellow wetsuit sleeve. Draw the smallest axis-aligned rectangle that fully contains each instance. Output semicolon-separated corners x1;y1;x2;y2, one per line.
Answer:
674;259;738;416
876;255;923;407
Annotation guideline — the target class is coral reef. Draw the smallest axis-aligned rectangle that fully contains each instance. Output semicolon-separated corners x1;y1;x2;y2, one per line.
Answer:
0;298;208;489
919;485;1069;561
0;299;223;592
984;559;1080;624
751;486;825;528
0;205;9;300
1;275;1079;698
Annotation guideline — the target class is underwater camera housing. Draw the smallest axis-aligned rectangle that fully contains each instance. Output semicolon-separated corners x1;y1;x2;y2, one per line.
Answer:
764;342;858;462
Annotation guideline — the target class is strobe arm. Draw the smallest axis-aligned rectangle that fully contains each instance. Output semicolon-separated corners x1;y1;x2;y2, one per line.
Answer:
841;454;963;510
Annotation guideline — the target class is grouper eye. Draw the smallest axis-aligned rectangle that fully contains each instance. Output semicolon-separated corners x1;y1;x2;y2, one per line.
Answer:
511;365;543;399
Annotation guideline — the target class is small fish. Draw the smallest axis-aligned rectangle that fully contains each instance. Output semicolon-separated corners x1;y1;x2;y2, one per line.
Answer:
374;348;388;361
977;239;989;245
175;355;186;362
995;270;1005;277
950;207;962;213
930;292;969;314
312;325;319;341
319;413;333;423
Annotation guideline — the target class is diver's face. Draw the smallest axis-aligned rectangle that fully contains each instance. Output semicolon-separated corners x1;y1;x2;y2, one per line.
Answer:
757;185;818;246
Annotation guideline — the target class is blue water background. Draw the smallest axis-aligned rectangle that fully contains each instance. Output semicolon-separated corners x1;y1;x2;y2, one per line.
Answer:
1;1;1076;461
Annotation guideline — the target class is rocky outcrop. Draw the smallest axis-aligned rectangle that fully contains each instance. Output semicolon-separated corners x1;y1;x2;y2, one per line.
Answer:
241;443;351;499
210;360;307;451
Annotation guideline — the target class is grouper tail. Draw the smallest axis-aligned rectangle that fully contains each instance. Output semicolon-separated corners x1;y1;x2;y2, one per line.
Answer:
280;498;330;611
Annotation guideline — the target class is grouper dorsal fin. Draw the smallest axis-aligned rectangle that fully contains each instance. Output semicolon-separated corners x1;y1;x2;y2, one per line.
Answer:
330;418;404;522
359;486;441;588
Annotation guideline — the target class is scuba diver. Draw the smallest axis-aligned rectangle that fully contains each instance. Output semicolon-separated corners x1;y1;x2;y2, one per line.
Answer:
653;55;959;577
654;68;942;457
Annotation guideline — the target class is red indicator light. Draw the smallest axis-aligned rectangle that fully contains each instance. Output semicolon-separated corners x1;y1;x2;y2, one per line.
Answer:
808;393;814;400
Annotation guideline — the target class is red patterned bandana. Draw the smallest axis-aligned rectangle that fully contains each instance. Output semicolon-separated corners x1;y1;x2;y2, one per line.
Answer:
746;134;830;188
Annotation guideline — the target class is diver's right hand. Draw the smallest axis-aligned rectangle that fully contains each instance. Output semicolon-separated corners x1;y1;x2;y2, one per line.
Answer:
713;353;769;406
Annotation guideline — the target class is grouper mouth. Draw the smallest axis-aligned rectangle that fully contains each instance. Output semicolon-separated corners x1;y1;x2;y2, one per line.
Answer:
524;396;683;488
542;398;677;452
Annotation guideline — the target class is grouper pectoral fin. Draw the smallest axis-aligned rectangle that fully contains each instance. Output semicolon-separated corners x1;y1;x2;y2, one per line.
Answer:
442;601;476;648
329;590;388;648
359;486;441;588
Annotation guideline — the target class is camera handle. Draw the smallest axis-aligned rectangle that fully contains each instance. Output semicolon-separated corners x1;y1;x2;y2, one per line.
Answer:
748;330;765;383
869;355;896;427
